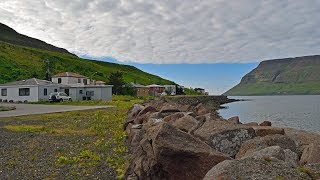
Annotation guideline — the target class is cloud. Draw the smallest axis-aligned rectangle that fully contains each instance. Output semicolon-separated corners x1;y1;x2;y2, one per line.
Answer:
1;0;320;64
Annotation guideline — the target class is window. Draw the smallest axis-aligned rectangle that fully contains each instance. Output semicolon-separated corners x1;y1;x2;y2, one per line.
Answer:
44;88;47;96
1;89;7;96
83;79;87;85
78;79;81;83
54;89;58;92
19;88;30;96
58;78;62;83
79;90;83;94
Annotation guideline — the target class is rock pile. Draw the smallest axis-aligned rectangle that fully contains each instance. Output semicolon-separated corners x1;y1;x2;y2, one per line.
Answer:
124;96;320;180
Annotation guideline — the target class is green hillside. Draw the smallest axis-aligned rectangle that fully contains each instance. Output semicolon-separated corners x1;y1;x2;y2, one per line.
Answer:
0;41;174;85
225;56;320;95
0;23;76;56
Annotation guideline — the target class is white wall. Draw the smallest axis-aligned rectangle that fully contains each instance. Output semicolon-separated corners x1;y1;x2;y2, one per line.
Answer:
52;77;90;85
164;85;177;95
38;85;63;101
67;86;112;101
0;86;39;102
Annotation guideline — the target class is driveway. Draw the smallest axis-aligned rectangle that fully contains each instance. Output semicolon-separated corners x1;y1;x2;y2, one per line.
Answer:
0;103;112;117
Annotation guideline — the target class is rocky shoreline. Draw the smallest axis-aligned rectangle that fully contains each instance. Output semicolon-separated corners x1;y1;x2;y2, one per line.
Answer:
123;96;320;180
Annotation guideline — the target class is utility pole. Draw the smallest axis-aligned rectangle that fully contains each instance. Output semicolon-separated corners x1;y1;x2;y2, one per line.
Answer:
45;60;51;81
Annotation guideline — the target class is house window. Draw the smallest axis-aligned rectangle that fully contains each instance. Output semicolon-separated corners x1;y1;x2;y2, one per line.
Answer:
79;90;83;94
54;89;58;92
58;78;62;83
19;88;30;96
1;89;7;96
78;79;81;83
83;79;87;85
44;88;47;96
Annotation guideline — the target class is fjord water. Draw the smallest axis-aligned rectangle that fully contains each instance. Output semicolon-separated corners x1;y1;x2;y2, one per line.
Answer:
219;95;320;133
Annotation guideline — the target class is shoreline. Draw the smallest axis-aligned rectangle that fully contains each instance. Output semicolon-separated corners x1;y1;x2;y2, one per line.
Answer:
124;95;320;179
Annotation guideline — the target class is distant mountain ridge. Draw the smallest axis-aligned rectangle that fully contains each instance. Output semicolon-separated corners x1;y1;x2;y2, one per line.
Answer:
0;23;76;56
0;23;174;86
225;55;320;95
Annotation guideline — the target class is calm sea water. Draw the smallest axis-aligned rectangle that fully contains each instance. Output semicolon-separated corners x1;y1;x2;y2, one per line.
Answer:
218;95;320;133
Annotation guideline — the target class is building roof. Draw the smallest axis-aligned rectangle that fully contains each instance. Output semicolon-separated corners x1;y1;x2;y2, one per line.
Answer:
0;78;62;86
146;84;165;88
53;72;87;78
130;83;146;88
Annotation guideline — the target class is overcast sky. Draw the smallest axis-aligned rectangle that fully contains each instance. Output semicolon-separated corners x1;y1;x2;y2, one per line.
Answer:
1;0;320;64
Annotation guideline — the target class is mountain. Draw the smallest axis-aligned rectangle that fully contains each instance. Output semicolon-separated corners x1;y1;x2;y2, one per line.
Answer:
0;23;174;85
225;55;320;95
0;23;76;56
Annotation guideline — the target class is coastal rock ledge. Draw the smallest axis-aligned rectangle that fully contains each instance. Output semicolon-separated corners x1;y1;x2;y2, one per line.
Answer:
123;96;320;180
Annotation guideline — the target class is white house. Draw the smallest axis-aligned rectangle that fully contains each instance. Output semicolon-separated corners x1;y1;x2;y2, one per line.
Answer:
163;85;177;95
0;72;113;102
0;78;65;102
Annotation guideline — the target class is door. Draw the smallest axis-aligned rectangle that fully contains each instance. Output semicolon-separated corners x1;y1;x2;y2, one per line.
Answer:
64;89;70;96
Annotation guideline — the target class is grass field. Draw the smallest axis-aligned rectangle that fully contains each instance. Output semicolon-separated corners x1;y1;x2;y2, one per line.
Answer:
0;96;143;179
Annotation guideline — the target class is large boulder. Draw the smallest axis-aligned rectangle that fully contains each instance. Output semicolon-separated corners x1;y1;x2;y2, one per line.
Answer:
162;112;185;123
259;121;272;126
236;134;298;159
300;143;320;165
125;123;230;180
252;126;285;137
227;116;241;124
195;103;209;116
194;120;256;157
124;104;145;129
204;148;310;180
172;115;198;132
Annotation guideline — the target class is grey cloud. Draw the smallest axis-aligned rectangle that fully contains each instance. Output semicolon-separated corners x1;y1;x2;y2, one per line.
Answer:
0;0;320;64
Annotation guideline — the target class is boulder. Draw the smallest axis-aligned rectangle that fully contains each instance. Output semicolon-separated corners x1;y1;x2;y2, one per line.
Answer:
227;116;241;124
162;112;185;123
134;112;161;124
244;122;259;126
252;126;285;137
242;146;299;166
159;104;181;117
300;143;320;165
124;104;145;129
236;134;298;159
137;106;157;117
172;115;198;132
302;164;320;179
125;123;230;180
194;120;256;157
259;121;272;126
204;155;310;180
195;103;209;116
284;128;320;155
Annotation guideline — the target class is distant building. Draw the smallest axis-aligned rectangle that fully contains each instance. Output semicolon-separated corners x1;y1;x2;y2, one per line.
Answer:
146;84;166;96
163;85;177;95
0;72;113;102
130;83;150;97
194;88;205;94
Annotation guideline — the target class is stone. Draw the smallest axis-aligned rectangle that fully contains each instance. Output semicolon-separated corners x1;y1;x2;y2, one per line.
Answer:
236;134;298;159
204;155;310;180
172;115;198;132
260;121;272;126
195;103;209;116
300;143;320;165
227;116;241;124
252;126;285;137
159;104;181;114
137;106;157;117
124;104;145;129
303;164;320;180
134;112;160;124
244;122;259;126
194;120;256;157
125;123;230;180
242;146;299;166
162;112;185;123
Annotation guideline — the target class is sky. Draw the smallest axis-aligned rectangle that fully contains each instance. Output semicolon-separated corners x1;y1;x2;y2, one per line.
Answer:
0;0;319;94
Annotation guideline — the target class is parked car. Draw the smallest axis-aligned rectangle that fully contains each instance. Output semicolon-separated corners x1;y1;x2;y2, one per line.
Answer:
49;92;71;102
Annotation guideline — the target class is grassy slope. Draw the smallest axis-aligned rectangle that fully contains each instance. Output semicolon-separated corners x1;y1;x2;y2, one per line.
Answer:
0;42;174;85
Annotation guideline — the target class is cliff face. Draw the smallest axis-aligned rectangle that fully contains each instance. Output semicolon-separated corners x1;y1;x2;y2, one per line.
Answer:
225;55;320;95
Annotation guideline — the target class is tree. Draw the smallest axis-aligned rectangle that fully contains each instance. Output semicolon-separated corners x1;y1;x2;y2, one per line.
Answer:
107;71;125;95
122;84;137;96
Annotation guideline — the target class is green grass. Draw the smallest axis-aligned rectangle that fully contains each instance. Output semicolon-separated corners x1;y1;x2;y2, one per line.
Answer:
225;82;320;96
1;97;143;179
0;41;175;85
183;88;203;96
